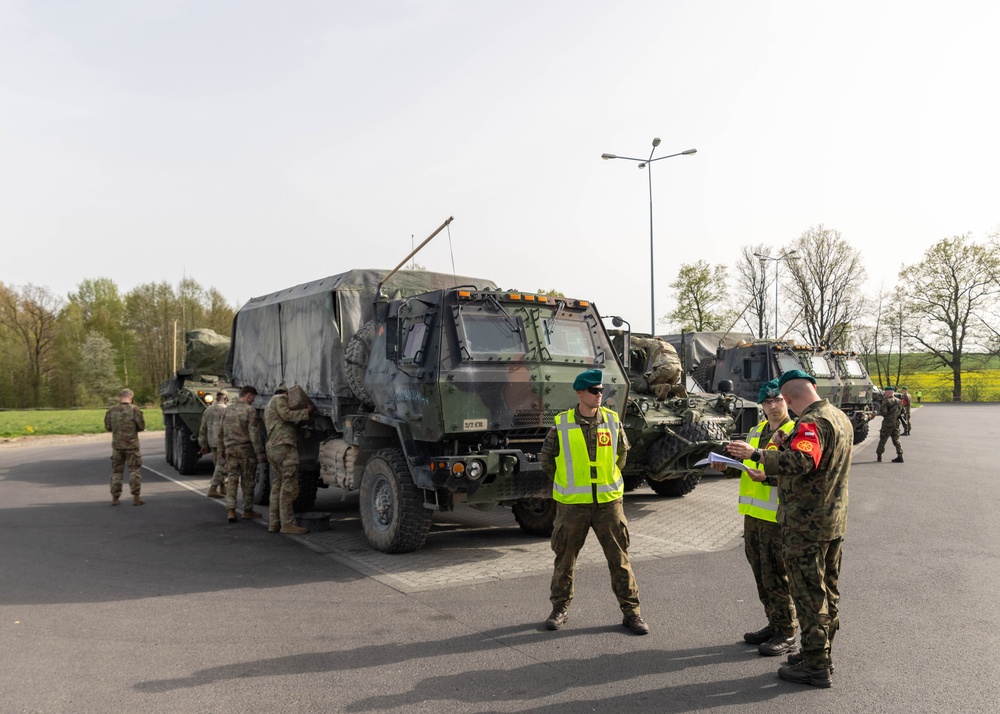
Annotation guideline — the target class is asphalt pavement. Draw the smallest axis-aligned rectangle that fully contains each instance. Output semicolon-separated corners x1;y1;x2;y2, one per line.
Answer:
1;403;998;713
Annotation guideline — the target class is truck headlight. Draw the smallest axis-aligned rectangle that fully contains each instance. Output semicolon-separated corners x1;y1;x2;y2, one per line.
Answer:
466;459;486;481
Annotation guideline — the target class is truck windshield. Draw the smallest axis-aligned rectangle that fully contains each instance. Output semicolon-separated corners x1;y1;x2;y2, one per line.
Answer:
776;353;804;373
805;354;834;377
460;313;527;356
543;318;597;360
842;358;866;378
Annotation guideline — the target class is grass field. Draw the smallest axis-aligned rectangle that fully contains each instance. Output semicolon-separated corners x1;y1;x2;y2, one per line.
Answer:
871;369;1000;402
0;408;165;438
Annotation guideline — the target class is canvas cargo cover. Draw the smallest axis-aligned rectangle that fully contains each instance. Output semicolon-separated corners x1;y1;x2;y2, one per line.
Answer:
184;329;231;375
660;331;755;371
228;269;498;399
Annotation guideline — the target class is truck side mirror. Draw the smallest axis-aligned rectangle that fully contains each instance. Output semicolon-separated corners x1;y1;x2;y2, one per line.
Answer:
385;316;399;360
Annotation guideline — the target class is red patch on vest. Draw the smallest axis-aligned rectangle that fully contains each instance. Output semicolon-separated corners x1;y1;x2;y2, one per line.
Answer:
598;432;611;447
789;421;821;469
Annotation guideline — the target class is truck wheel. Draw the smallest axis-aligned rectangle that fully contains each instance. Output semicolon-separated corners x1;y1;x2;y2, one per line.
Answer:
512;498;556;536
253;462;271;506
175;422;200;475
648;471;702;497
622;472;646;493
345;319;376;407
646;421;727;475
852;420;869;445
359;448;431;553
293;468;319;512
692;357;717;392
164;417;175;466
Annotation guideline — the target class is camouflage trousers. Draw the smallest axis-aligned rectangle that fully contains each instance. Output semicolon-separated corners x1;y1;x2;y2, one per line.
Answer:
549;499;640;616
209;447;226;489
744;515;796;634
225;444;257;512
783;533;843;669
267;444;300;528
110;448;142;497
876;429;902;457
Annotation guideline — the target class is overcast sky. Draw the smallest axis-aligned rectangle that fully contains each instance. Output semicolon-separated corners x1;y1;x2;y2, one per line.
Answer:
3;0;998;334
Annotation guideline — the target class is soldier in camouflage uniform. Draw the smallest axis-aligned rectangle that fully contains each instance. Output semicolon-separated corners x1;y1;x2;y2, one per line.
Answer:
219;386;265;523
722;379;797;657
198;391;229;498
540;369;647;636
875;386;904;463
746;369;853;688
104;388;145;506
263;386;313;535
899;386;912;436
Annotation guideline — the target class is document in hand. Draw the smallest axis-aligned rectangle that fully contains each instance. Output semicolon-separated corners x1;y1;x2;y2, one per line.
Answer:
694;451;755;473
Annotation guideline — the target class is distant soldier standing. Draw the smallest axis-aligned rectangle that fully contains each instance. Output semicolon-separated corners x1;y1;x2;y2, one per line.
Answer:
899;386;912;436
876;386;904;463
746;370;853;688
104;388;145;506
198;391;229;498
263;385;313;535
219;386;265;523
540;369;647;635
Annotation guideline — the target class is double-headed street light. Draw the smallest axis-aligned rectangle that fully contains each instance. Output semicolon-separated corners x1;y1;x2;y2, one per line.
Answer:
753;250;798;338
602;139;697;335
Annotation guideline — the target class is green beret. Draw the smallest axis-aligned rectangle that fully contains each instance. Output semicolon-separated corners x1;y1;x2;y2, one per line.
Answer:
778;369;816;388
573;369;603;391
900;386;907;390
883;385;896;392
757;379;781;403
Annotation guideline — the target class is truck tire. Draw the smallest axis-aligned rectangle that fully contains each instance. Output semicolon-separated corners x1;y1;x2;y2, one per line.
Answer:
359;448;432;553
175;422;200;475
293;468;320;512
622;472;646;493
164;417;175;466
692;357;717;392
853;419;869;445
254;462;271;506
512;498;556;536
648;470;702;497
345;319;376;407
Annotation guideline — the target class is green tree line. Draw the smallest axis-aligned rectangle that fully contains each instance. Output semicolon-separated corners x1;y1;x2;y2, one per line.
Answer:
0;277;236;408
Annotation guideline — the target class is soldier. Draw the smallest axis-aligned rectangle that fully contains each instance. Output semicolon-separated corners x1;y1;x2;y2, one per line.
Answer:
721;379;797;657
540;369;648;635
219;386;265;523
876;386;904;463
745;369;853;688
104;388;146;506
263;385;313;535
198;391;229;498
899;386;912;436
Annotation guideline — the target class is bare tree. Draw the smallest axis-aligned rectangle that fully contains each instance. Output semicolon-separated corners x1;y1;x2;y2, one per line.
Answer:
897;234;1000;401
734;245;772;338
0;283;64;406
784;225;867;348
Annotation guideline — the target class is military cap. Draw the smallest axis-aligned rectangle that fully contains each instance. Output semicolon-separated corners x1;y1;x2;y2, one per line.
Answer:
883;385;896;392
275;382;288;394
777;369;816;388
900;385;908;390
757;379;781;403
573;369;603;391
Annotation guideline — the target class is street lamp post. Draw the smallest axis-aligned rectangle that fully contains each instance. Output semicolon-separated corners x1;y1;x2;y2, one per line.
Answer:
753;250;798;338
602;139;697;335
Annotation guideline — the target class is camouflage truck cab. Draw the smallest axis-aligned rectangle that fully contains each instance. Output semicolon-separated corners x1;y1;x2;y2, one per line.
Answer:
228;269;627;553
160;329;238;474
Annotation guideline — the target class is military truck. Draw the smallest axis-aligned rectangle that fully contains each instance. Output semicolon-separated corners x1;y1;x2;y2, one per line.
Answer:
605;321;749;497
160;329;238;475
677;333;877;444
226;265;633;553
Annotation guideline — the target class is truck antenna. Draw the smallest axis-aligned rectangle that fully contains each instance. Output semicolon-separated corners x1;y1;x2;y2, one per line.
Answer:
377;216;455;301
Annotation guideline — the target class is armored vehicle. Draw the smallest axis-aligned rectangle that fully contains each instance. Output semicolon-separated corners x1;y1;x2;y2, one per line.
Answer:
605;323;747;497
160;329;238;474
678;334;877;444
227;266;629;553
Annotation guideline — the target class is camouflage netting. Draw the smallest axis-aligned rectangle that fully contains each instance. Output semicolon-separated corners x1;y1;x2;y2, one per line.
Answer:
184;329;231;376
227;269;498;399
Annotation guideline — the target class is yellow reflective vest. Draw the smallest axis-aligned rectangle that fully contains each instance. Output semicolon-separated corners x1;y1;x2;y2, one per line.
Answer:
738;418;795;522
551;407;623;505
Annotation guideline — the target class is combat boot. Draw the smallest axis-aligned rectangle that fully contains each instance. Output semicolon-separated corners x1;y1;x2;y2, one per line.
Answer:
758;631;796;656
876;454;882;462
227;509;238;523
268;520;281;533
242;509;262;519
207;486;224;499
892;455;904;463
778;661;833;688
280;524;309;535
219;483;227;496
111;495;120;506
787;650;835;674
743;625;774;645
132;494;144;506
622;614;650;635
544;608;569;631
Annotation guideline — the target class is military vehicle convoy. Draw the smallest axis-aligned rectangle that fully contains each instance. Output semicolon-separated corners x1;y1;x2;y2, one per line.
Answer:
677;334;877;444
606;323;750;497
226;265;634;553
160;329;238;474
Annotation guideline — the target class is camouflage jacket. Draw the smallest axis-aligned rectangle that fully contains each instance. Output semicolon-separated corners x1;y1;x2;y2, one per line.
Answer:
540;406;630;479
758;398;852;541
878;396;903;434
198;402;227;449
219;400;264;455
104;402;145;450
263;394;309;450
